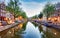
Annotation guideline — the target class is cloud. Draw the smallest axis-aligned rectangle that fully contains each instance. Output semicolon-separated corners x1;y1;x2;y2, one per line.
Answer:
51;0;60;4
21;0;60;17
4;0;60;17
21;2;46;17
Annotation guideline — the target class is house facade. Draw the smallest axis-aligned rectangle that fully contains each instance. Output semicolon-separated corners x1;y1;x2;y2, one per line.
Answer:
48;3;60;23
0;2;14;24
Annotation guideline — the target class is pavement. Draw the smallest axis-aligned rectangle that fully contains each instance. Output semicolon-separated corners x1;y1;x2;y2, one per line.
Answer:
0;22;19;32
32;20;60;29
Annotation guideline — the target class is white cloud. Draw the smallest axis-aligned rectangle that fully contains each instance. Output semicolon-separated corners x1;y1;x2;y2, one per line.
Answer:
21;2;46;17
51;0;60;4
21;0;60;17
5;0;60;17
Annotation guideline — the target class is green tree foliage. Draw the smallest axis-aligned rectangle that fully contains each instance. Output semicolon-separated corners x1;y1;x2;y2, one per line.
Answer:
38;12;43;19
6;0;27;18
43;3;55;19
19;11;27;18
32;15;38;19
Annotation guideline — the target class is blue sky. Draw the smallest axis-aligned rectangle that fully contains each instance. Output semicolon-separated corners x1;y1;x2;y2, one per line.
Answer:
3;0;60;17
21;0;56;3
21;0;60;17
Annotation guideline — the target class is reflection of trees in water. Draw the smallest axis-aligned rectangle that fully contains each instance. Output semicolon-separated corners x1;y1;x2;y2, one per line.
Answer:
39;25;54;38
31;22;38;27
14;22;28;38
44;29;55;38
16;22;27;33
0;29;10;38
31;22;46;38
0;22;28;38
38;25;43;33
30;22;59;38
22;22;27;31
4;28;20;38
38;25;58;38
32;22;45;38
0;26;23;38
44;28;60;38
1;22;60;38
38;25;46;38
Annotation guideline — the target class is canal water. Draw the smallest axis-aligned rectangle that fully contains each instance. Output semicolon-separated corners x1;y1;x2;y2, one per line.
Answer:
0;22;60;38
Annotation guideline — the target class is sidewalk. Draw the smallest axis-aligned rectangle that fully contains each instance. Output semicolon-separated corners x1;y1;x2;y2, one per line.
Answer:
0;22;19;32
33;20;60;29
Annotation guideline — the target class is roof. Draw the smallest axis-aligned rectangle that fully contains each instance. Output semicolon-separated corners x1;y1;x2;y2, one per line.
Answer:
55;2;60;10
0;0;4;3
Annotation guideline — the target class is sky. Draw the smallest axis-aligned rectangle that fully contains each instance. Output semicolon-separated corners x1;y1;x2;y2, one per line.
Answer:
1;0;60;17
20;0;60;17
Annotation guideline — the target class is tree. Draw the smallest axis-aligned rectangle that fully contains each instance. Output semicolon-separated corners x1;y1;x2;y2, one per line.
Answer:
19;11;27;18
6;0;27;18
6;0;21;17
43;3;55;20
32;15;38;19
38;12;43;19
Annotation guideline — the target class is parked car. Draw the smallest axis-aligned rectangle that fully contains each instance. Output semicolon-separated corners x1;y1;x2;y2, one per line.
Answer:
0;21;7;26
15;20;21;23
47;21;52;23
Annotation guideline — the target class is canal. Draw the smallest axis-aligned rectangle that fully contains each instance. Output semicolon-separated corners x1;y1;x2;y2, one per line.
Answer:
0;22;60;38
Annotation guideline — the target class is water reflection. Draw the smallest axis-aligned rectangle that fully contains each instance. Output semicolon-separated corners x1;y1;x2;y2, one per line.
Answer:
0;23;23;38
0;22;60;38
39;25;60;38
23;22;41;38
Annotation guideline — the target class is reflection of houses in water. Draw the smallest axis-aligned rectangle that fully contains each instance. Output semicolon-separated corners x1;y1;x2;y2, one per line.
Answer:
0;23;23;38
48;3;60;23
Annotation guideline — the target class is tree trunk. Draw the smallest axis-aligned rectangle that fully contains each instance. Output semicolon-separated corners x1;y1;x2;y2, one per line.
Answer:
47;11;48;20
